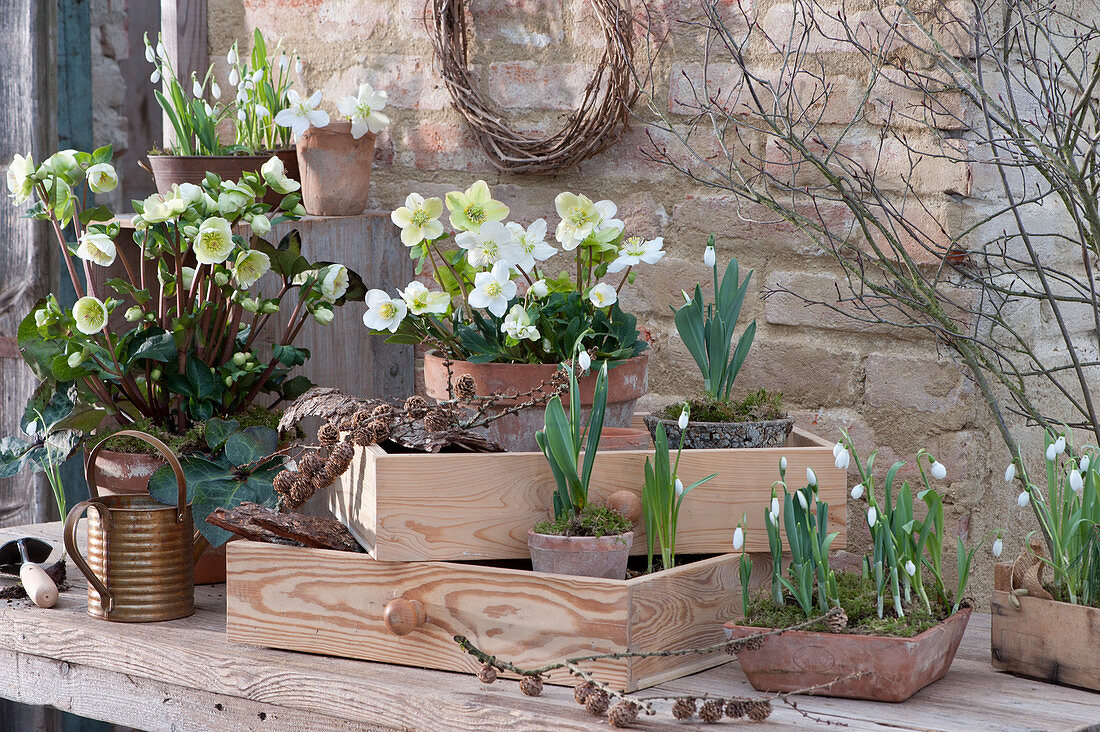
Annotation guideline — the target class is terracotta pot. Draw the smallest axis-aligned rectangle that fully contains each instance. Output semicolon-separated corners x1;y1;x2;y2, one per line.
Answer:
424;351;649;452
147;149;299;207
644;414;793;449
599;427;652;451
295;122;375;216
527;529;634;579
723;607;972;702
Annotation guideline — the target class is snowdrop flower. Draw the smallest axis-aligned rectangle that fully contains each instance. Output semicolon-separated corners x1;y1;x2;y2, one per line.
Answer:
780;456;787;473
469;261;517;317
528;279;549;298
1017;490;1030;508
1070;469;1084;495
577;350;592;372
211;82;221;100
835;447;850;470
295;58;304;75
229;67;240;87
675;478;685;497
769;509;778;525
904;559;916;577
337;83;391;138
851;483;865;500
554;192;618;250
75;231;117;267
796;491;808;510
72;296;108;335
1004;463;1017;483
446;180;508;233
255;103;270;119
867;506;878;528
362;289;407;333
391;193;444;247
806;467;818;487
455;220;520;268
1055;436;1067;455
274;89;329;136
930;460;947;480
506;219;556;272
704;242;716;267
85;163;118;193
400;281;450;316
588;282;618;309
237;109;247;122
678;407;689;430
833;442;845;458
1081;455;1091;473
232;250;271;287
192;79;203;98
771;497;780;517
1046;443;1058;462
156;41;167;62
278;53;289;72
318;264;350;302
500;304;540;341
194;217;235;264
226;46;239;66
607;236;665;273
145;40;156;64
732;526;744;551
992;538;1003;558
6;153;35;203
251;68;264;84
260;155;301;194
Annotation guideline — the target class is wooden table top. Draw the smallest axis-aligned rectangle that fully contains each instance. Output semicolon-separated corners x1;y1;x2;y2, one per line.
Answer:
1;522;1097;731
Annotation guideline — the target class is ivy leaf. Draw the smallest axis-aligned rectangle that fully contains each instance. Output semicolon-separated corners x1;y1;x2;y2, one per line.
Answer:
204;418;240;452
223;426;279;468
280;374;313;401
272;344;308;368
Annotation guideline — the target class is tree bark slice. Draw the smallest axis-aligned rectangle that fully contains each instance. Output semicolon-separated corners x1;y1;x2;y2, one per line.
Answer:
208;502;362;552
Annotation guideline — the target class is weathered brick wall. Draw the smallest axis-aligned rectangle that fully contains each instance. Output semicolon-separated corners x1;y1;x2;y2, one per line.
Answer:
206;0;1035;600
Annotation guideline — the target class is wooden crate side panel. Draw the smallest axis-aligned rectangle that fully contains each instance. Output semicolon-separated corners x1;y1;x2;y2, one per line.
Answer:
326;445;379;552
340;440;845;562
226;542;633;687
990;590;1100;692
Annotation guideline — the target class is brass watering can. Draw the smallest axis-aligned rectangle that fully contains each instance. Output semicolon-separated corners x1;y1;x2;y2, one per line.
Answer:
64;430;207;622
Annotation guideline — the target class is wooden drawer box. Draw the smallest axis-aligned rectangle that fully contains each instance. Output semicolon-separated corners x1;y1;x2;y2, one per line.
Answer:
327;427;845;562
226;542;767;691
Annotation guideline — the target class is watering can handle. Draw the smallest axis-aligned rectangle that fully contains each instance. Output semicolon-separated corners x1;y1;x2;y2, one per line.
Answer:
85;430;188;523
63;500;114;613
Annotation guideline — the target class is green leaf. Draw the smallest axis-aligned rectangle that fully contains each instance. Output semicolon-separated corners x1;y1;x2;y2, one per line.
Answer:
108;278;152;305
272;344;308;368
21;381;76;438
280;374;313;400
78;205;114;225
125;327;177;366
223;426;279;468
204;418;240;452
17;306;63;380
185;356;217;399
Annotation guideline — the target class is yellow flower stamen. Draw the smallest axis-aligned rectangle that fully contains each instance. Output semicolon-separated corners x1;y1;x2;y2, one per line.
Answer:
464;203;486;225
378;303;396;319
484;281;502;298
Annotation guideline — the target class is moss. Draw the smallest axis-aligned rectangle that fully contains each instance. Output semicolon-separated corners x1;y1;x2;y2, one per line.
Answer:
743;572;953;638
657;389;785;424
87;407;286;457
533;505;633;538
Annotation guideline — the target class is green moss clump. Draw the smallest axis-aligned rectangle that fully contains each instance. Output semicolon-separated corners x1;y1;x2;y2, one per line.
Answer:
533;505;633;538
87;406;286;457
743;572;952;638
657;389;785;424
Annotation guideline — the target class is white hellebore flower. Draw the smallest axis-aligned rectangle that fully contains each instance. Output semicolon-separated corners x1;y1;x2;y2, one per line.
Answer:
75;231;117;267
589;282;618;309
930;460;947;480
607;236;665;273
72;296;108;335
904;560;917;577
273;89;329;136
249;213;272;237
529;279;549;298
577;350;592;372
1046;443;1058;462
400;281;450;316
6;153;35;203
1004;463;1017;483
835;447;850;470
85;163;118;193
1070;469;1084;495
260;156;301;194
469;261;517;317
1055;436;1067;455
678;407;689;430
336;83;391;139
455;220;520;268
194;217;235;264
992;538;1003;558
362;289;407;333
1017;490;1030;508
867;506;878;528
506;219;556;272
704;243;716;267
675;478;685;497
501;304;540;341
319;264;350;302
232;250;271;287
732;526;744;551
554;192;618;250
391;193;444;247
806;467;818;487
851;483;865;500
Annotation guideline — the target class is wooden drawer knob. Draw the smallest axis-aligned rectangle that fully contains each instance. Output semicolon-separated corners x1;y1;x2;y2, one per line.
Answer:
383;598;427;636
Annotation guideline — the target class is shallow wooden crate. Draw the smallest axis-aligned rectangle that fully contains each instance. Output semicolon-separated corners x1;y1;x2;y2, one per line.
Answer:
327;427;845;562
990;562;1100;691
226;542;771;691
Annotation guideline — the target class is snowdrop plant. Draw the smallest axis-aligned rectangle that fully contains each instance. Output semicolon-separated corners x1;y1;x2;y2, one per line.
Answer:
363;180;655;365
225;29;303;151
144;32;233;156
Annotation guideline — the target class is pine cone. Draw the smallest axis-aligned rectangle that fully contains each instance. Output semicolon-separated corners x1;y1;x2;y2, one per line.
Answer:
607;701;639;728
725;700;750;719
297;453;324;477
287;474;315;507
477;664;497;684
424;408;452;433
699;699;723;724
273;470;295;500
403;395;429;419
317;422;340;446
311;467;334;491
454;373;477;401
326;442;355;476
825;608;849;632
585;689;610;716
367;417;391;442
371;404;394;420
747;700;772;722
351;427;375;447
574;681;596;705
519;675;543;697
352;409;373;427
672;697;696;720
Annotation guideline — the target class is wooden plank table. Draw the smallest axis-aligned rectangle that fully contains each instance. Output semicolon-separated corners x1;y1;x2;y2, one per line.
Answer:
1;522;1097;731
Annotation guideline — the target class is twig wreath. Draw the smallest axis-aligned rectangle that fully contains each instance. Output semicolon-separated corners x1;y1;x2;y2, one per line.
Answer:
428;0;639;174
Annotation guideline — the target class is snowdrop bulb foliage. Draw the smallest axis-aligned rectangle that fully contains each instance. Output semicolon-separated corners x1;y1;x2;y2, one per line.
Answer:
851;483;865;500
1004;463;1017;483
703;244;716;267
1018;491;1030;508
1046;443;1058;462
577;350;591;372
992;538;1003;558
867;506;878;528
675;478;684;497
678;408;689;430
1070;469;1084;495
904;560;916;577
806;467;818;487
835;448;850;470
732;527;744;551
930;460;947;480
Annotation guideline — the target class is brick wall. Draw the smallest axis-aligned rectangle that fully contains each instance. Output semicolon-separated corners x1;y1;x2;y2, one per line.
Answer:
205;0;1036;600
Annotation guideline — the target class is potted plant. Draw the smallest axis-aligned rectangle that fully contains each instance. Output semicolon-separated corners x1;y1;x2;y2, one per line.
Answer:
362;180;652;450
992;433;1100;691
290;82;391;216
2;144;363;577
144;29;303;200
645;236;791;449
528;350;634;579
724;435;994;702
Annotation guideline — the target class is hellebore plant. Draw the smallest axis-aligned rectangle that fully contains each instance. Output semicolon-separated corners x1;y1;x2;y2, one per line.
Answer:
364;180;651;365
641;406;717;571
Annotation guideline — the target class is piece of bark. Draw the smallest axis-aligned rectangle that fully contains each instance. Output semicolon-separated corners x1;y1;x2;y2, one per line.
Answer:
251;511;363;553
207;505;303;546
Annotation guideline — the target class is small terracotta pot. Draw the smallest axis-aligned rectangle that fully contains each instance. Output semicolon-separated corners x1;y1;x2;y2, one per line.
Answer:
527;529;634;579
295;122;376;216
723;607;972;702
599;427;652;451
147;149;299;207
644;414;793;450
424;351;649;452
